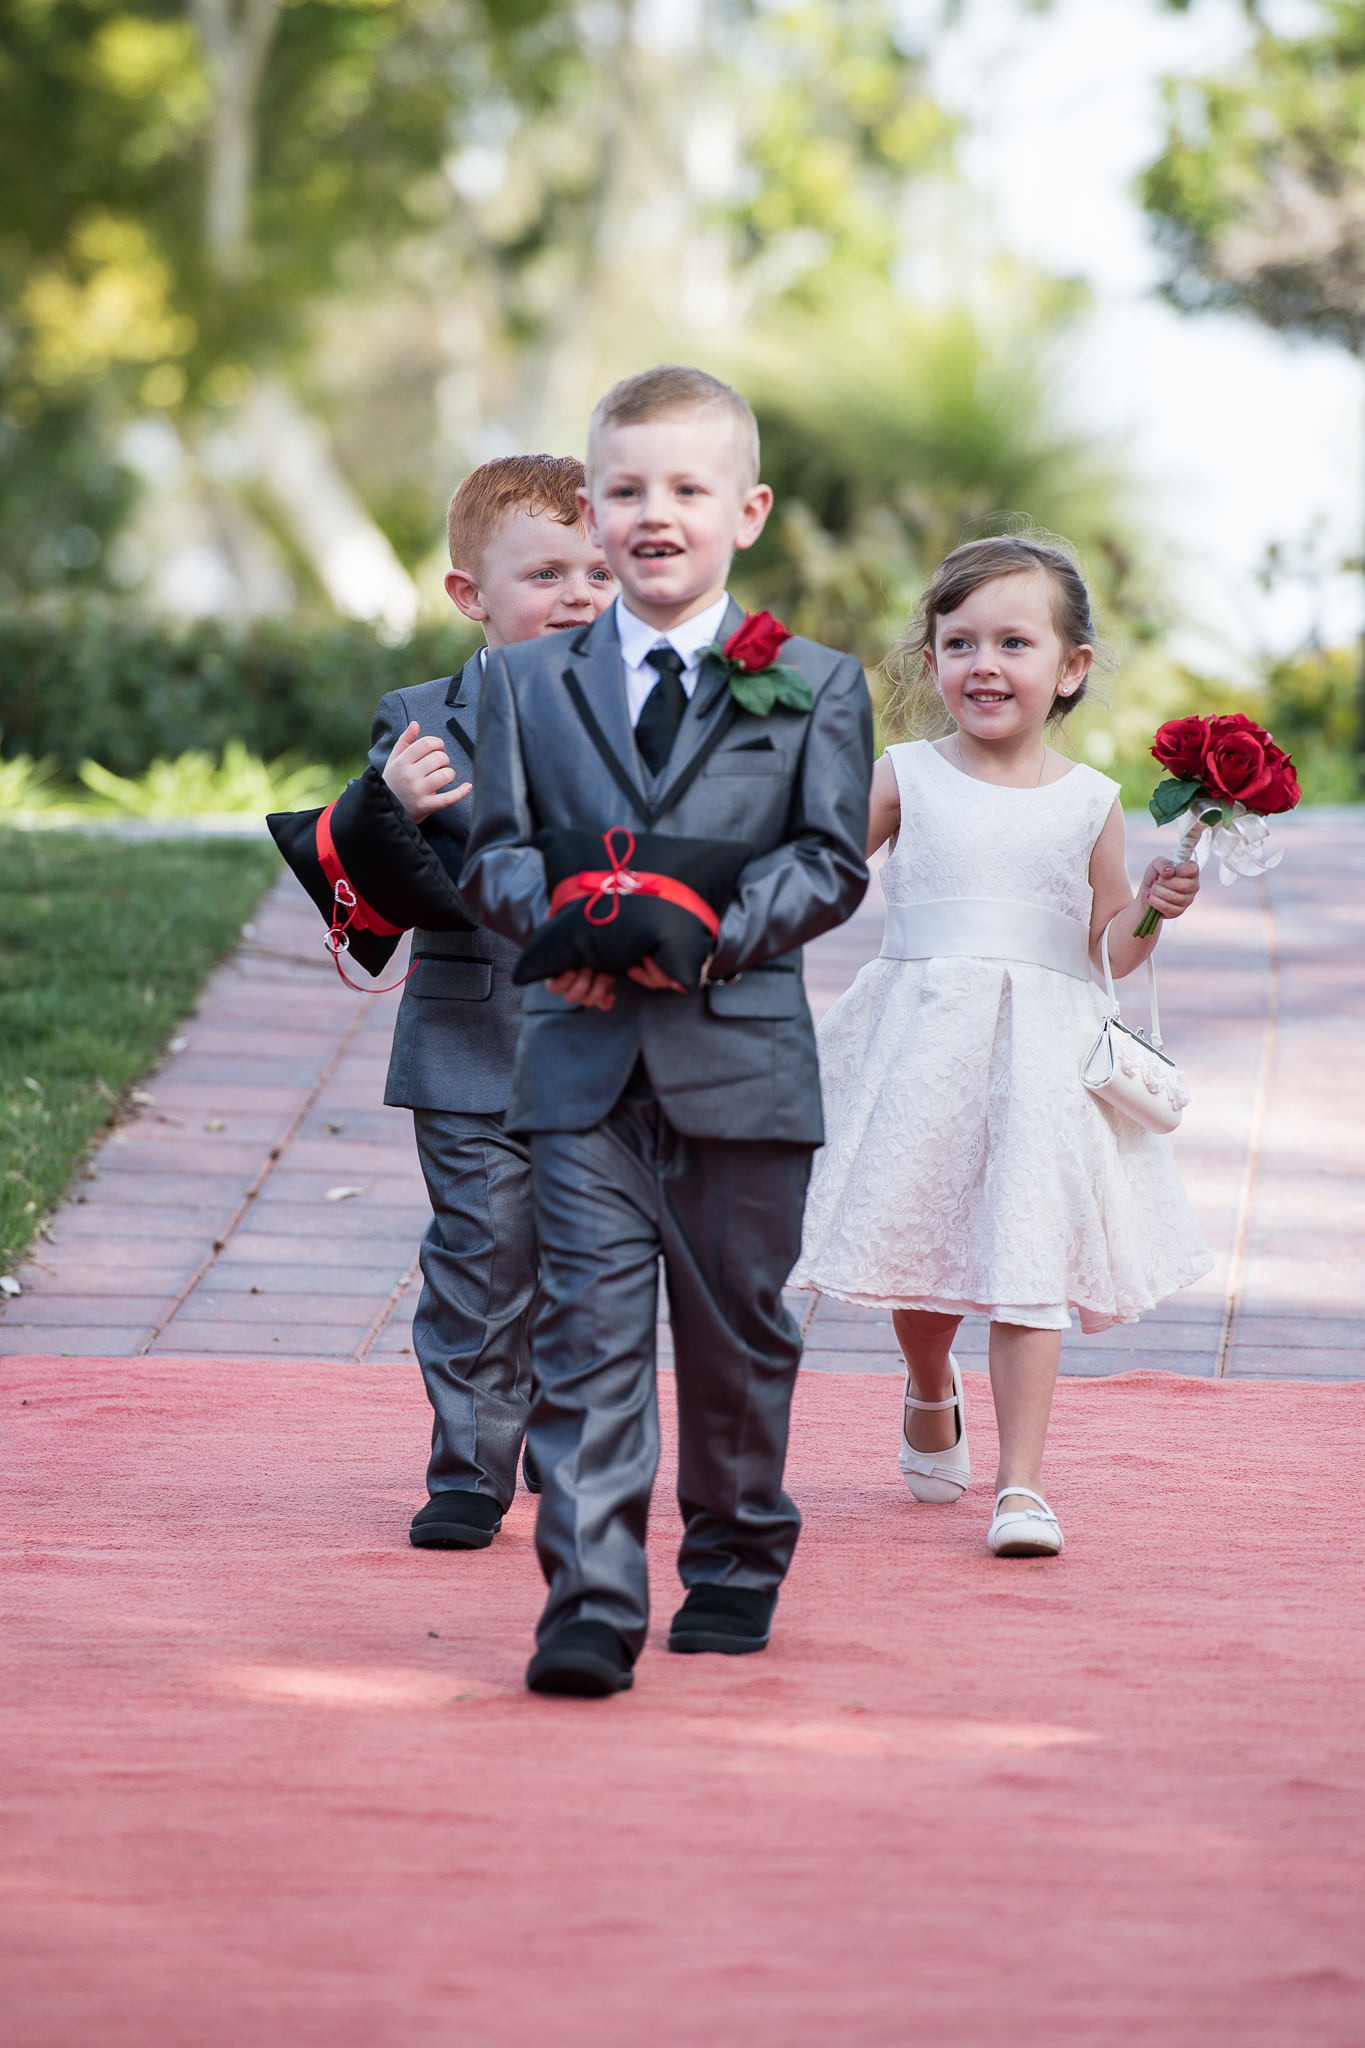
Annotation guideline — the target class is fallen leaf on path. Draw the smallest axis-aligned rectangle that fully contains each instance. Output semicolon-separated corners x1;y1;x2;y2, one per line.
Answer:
168;1036;188;1054
0;1277;21;1298
325;1185;366;1202
205;1119;226;1131
129;1089;156;1107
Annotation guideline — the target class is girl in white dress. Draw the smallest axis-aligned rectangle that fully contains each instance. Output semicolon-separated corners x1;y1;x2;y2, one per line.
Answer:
791;536;1211;1557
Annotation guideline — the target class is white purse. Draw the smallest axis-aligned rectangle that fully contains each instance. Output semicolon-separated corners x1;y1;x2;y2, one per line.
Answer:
1081;923;1189;1135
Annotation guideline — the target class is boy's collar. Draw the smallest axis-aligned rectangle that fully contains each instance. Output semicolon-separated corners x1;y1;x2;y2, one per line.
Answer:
615;591;730;667
445;648;484;706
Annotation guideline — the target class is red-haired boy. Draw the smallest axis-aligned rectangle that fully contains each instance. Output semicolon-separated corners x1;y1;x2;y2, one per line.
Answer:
370;456;614;1548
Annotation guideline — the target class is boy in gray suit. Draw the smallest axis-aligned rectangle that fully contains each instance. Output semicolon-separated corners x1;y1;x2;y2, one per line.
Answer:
370;456;614;1550
461;368;873;1694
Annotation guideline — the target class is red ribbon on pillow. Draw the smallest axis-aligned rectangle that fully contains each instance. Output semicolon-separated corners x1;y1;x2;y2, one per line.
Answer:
547;826;721;939
315;798;416;992
315;801;405;939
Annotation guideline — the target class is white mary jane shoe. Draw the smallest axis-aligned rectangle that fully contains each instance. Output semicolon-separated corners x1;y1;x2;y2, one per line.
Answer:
899;1353;970;1503
987;1486;1064;1558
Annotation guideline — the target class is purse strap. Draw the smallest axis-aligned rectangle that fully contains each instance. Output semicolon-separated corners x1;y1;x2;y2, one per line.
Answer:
1100;920;1163;1049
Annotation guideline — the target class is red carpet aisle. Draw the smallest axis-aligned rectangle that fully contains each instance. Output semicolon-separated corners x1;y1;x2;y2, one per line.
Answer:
3;1359;1362;2047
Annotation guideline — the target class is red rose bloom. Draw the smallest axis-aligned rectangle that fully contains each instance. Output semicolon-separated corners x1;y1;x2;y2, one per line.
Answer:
1255;745;1300;814
724;610;790;673
1200;712;1288;807
1150;716;1208;778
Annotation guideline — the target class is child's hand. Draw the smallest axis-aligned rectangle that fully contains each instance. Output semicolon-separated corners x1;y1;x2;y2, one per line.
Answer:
1141;858;1200;920
627;956;689;994
547;967;616;1010
383;720;472;823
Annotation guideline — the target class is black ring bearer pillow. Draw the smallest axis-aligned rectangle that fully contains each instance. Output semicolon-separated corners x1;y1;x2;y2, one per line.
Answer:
514;826;752;991
267;765;474;978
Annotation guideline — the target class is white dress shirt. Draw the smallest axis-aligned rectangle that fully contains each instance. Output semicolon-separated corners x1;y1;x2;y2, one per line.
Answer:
615;592;731;728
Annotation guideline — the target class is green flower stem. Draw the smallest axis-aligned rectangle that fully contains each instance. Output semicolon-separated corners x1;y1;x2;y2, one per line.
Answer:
1132;806;1216;939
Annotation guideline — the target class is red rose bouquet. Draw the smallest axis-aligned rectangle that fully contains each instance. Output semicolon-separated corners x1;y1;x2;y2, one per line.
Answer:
1136;712;1300;935
702;610;812;717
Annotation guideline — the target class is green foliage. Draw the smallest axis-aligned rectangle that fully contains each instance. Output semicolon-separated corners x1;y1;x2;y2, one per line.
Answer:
76;741;339;817
1149;775;1205;825
734;3;954;300
720;665;813;719
1141;3;1365;352
0;0;576;390
1261;645;1360;802
1136;3;1365;792
0;829;278;1273
0;601;478;778
0;739;64;814
1060;647;1357;812
737;298;1159;677
0;0;576;593
0;394;137;600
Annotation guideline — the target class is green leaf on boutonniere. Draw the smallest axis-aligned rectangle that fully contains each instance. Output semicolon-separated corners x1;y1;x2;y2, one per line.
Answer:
721;662;813;718
1149;775;1204;826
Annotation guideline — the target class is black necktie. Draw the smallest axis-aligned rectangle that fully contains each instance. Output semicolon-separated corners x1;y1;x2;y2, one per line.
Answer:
635;646;687;776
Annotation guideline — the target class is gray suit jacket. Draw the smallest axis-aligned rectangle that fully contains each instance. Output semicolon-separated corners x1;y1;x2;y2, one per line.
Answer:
369;656;524;1113
459;599;872;1142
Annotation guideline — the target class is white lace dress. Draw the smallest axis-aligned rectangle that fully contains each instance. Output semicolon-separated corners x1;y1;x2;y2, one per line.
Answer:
791;741;1212;1331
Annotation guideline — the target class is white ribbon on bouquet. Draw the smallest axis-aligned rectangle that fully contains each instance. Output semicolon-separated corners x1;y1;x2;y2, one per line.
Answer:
1174;800;1284;885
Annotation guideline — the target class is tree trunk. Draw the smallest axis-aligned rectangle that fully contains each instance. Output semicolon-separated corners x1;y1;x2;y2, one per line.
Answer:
240;379;421;636
189;0;283;281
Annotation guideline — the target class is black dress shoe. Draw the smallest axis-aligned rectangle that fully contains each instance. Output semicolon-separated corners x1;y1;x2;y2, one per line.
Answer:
668;1584;775;1655
521;1442;542;1494
526;1621;635;1697
409;1491;502;1550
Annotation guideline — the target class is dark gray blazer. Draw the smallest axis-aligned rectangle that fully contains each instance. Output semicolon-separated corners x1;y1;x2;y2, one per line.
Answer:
369;656;524;1114
459;598;872;1143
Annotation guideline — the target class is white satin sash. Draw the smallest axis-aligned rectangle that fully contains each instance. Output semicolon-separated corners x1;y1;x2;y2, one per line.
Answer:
880;897;1092;982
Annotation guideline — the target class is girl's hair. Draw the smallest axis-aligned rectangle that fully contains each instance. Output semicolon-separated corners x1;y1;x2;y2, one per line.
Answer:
882;532;1102;738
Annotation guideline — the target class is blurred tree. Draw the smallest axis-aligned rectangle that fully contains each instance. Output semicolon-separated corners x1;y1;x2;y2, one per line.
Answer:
1140;0;1365;780
0;0;575;609
428;0;954;451
418;0;1146;672
739;298;1154;680
0;0;1146;681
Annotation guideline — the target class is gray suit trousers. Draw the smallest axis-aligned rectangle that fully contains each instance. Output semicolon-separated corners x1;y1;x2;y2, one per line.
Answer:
411;1109;536;1507
528;1100;813;1655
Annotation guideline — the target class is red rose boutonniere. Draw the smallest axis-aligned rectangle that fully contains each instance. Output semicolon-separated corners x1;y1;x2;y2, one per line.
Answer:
701;610;813;718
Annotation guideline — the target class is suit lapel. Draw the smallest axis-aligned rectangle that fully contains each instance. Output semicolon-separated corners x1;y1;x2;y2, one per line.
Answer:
562;609;652;822
686;596;746;727
444;654;482;761
651;596;746;815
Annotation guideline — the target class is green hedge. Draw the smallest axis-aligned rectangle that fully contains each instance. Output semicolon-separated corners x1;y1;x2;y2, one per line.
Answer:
0;601;481;777
0;598;1357;802
1258;647;1360;805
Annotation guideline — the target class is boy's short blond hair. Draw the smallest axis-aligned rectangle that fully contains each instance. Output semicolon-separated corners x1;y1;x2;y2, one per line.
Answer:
447;454;587;574
586;366;760;489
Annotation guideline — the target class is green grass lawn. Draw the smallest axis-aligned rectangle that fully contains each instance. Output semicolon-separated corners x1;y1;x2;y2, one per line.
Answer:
0;830;279;1275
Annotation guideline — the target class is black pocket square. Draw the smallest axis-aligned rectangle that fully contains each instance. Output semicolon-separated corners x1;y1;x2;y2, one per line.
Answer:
730;736;776;752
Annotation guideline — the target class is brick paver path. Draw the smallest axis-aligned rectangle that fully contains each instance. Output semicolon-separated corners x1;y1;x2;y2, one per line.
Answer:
5;811;1362;1377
